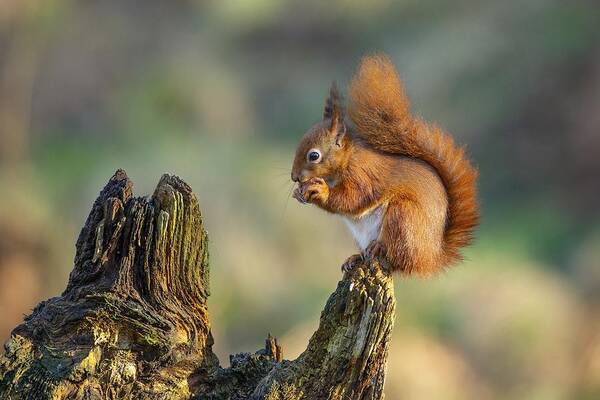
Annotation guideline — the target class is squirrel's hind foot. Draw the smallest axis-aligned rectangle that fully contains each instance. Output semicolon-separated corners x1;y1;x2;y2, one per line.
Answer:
364;240;386;260
341;254;364;273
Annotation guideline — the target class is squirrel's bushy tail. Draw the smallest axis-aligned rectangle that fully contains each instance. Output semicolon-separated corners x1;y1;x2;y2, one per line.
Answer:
348;54;479;267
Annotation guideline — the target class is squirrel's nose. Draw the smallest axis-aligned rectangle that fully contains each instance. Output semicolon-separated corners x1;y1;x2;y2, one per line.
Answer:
291;172;299;182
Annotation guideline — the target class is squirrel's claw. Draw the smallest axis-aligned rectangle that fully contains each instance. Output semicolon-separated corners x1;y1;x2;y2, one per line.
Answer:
341;254;363;273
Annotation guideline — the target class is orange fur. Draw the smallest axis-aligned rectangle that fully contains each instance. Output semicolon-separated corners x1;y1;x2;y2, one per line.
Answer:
348;54;479;269
291;54;479;276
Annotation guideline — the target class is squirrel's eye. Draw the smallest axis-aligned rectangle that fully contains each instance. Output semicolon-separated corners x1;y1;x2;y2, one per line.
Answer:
307;149;321;163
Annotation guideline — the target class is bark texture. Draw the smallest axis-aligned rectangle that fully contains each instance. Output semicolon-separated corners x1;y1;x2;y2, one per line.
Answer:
0;170;396;400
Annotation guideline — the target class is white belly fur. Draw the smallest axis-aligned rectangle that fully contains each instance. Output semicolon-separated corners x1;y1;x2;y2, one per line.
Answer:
343;205;386;251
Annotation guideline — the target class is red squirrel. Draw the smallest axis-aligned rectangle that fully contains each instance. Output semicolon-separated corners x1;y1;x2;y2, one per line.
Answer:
291;54;479;276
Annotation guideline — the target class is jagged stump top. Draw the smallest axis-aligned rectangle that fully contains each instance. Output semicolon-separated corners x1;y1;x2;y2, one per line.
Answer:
0;170;396;400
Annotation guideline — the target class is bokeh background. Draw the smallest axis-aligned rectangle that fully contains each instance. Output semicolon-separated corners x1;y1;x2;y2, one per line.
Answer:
1;0;600;398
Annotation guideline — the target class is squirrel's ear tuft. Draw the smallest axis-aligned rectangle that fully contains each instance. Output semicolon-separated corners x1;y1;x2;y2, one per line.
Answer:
324;81;345;146
323;81;344;122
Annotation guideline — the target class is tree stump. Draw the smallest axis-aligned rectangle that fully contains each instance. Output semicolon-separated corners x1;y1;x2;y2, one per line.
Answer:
0;170;396;400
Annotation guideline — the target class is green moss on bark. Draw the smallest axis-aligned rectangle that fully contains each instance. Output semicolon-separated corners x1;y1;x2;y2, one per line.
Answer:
0;170;395;400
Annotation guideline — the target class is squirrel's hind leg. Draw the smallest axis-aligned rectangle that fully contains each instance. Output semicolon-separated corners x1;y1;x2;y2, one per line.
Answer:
378;199;418;275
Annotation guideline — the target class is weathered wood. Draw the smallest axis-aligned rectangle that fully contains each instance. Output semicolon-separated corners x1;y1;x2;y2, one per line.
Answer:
0;170;395;400
251;263;395;400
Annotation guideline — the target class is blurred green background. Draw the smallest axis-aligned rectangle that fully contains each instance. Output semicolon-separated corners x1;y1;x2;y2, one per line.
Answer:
1;0;599;398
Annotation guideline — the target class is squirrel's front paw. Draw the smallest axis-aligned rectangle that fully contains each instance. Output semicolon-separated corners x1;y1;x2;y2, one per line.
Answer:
295;177;329;205
364;240;386;260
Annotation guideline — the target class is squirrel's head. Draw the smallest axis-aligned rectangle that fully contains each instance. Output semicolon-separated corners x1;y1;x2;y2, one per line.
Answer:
291;82;349;184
